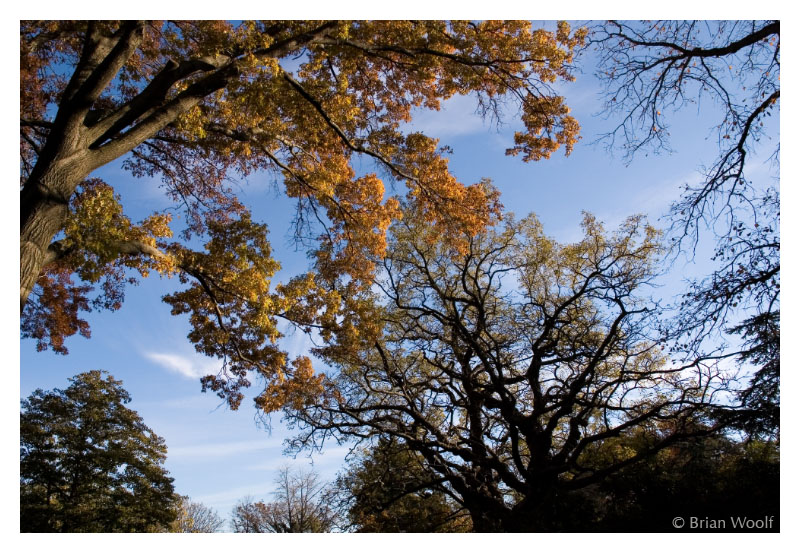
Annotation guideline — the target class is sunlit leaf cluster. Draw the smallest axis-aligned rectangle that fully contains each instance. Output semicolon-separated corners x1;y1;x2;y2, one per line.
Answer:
21;21;586;407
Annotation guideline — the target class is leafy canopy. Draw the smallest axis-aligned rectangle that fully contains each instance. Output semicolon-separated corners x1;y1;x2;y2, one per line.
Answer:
285;204;735;531
21;20;586;409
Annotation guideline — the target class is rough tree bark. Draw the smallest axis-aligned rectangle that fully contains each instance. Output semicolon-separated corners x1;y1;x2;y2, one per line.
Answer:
20;21;147;311
20;21;339;312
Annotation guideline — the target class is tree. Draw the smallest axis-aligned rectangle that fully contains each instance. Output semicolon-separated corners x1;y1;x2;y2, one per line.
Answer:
20;370;178;532
231;467;335;532
587;433;779;531
331;437;470;532
591;21;780;437
721;311;779;439
169;496;225;533
286;206;734;532
21;20;586;410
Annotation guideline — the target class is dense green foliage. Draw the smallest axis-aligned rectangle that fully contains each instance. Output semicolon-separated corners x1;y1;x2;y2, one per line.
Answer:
332;438;470;532
581;435;780;532
722;311;780;439
20;371;178;532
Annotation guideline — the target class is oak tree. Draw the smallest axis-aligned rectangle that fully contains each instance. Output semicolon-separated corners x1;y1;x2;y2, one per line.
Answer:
285;206;735;532
21;20;586;409
20;370;178;532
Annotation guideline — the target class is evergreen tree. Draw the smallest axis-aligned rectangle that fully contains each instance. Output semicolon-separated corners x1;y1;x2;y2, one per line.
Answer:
20;370;178;532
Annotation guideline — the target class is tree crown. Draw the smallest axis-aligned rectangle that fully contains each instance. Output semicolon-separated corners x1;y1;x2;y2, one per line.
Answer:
20;370;178;532
21;20;586;410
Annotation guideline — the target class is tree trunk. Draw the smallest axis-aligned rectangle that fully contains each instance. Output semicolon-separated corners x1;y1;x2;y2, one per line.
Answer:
464;477;564;532
464;493;509;533
20;157;89;312
470;510;505;533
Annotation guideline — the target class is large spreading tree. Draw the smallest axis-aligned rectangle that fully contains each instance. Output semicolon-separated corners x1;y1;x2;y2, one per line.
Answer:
21;20;586;409
285;205;736;531
20;370;178;532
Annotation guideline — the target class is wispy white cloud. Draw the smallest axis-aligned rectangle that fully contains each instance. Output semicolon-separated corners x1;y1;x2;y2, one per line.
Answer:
276;320;315;360
597;170;695;232
185;449;352;517
405;94;490;139
243;459;292;472
154;394;225;410
194;480;277;508
632;172;692;218
143;351;219;380
244;445;352;472
169;439;281;459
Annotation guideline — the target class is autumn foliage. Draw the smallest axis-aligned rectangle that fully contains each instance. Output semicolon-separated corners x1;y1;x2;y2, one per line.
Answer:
21;20;586;410
283;206;746;531
19;22;781;533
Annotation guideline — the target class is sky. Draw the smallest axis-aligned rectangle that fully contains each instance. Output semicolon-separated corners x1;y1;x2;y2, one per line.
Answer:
12;16;788;536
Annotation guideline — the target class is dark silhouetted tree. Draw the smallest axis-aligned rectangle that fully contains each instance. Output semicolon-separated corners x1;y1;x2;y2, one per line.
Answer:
286;205;734;532
587;433;779;531
331;438;470;532
591;20;780;438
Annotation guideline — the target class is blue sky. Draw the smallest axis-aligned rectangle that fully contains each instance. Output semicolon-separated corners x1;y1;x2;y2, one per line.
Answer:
16;19;783;527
